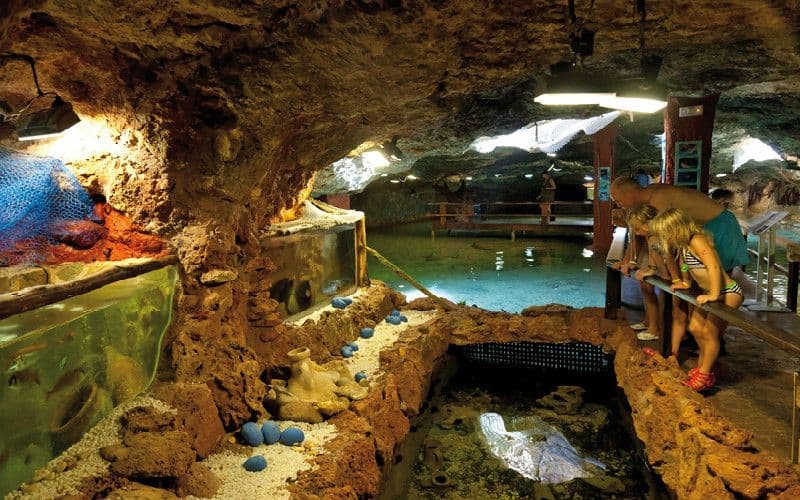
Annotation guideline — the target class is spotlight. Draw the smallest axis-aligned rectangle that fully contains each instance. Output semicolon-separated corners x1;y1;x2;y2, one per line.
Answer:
0;53;81;141
15;96;81;141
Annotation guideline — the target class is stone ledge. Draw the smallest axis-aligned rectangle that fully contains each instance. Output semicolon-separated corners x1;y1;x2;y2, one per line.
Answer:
288;303;800;499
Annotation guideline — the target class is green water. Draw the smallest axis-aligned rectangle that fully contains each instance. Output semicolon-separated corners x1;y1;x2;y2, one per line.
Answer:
0;265;177;495
366;223;606;312
262;226;356;317
393;363;663;499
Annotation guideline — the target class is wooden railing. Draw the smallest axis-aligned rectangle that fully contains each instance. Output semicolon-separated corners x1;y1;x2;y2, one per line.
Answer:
427;201;593;230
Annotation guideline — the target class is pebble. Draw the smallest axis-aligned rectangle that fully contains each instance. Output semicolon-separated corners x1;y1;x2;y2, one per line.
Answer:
360;327;374;339
331;297;348;309
279;427;305;446
241;422;264;446
341;346;354;358
347;342;359;351
262;421;281;445
243;455;267;472
355;372;367;383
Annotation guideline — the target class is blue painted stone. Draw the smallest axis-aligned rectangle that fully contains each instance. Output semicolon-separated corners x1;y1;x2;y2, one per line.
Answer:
360;327;374;339
241;422;264;446
390;309;401;317
331;297;348;309
243;455;267;472
355;372;367;383
348;342;359;351
342;297;353;305
385;315;401;325
341;346;354;358
399;315;408;323
261;422;281;445
279;427;305;446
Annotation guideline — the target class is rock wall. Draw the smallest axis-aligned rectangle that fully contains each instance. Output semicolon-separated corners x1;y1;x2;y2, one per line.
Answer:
1;0;800;455
288;301;800;499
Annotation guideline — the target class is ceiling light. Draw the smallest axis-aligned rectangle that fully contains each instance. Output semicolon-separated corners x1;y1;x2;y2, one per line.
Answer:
534;92;616;106
546;152;557;157
524;174;534;178
389;179;400;184
598;96;666;114
715;173;727;178
406;174;418;180
584;175;593;181
380;173;388;177
465;176;473;181
494;174;500;178
15;96;80;141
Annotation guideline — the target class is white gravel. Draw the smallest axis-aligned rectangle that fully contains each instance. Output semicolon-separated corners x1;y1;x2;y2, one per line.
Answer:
344;309;439;380
189;421;337;500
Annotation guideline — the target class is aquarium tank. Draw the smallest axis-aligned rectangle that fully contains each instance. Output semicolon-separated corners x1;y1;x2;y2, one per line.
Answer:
0;265;178;495
262;225;356;318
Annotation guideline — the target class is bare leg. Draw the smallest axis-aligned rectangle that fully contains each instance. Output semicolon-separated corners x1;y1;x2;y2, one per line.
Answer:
687;307;708;369
641;282;659;335
670;296;688;356
697;292;743;373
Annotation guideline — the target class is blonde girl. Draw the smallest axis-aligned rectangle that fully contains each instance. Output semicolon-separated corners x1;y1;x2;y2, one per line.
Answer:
624;205;664;340
649;208;744;391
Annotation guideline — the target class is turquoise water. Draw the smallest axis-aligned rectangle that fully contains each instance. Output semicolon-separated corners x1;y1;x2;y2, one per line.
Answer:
366;223;606;312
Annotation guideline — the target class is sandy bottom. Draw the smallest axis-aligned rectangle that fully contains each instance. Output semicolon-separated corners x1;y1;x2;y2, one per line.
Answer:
190;421;337;500
7;397;177;499
343;309;439;380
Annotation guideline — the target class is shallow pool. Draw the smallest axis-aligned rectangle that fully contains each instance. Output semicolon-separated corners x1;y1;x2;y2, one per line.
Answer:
366;223;606;312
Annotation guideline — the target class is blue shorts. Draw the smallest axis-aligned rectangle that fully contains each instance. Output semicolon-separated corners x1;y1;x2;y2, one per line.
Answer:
704;209;749;271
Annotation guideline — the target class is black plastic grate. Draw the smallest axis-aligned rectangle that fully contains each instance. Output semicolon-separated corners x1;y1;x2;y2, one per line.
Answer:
454;342;610;373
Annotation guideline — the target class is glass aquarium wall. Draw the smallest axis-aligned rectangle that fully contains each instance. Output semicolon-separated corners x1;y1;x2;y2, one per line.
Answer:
262;225;356;318
0;265;178;496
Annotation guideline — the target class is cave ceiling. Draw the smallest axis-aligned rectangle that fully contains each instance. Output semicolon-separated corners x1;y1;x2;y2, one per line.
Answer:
1;1;799;221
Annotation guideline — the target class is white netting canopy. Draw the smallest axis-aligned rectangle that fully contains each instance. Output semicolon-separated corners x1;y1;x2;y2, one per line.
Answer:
469;111;621;155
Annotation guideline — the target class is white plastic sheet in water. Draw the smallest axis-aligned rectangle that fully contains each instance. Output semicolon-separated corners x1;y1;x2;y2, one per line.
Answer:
479;412;605;484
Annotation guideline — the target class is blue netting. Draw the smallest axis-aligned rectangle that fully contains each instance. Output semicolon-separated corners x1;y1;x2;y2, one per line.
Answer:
0;147;93;264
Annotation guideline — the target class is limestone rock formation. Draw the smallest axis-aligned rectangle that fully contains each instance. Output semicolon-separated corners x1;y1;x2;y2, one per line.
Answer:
266;347;368;420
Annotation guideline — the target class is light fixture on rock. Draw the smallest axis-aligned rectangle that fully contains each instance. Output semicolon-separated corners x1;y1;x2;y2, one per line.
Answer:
0;52;81;141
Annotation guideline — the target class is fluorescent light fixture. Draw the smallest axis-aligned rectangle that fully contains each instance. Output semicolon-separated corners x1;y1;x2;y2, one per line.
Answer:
361;150;390;169
598;96;666;114
715;173;728;178
465;176;473;180
16;97;81;141
584;175;593;181
389;179;400;184
534;92;616;106
524;174;534;178
406;174;418;180
380;173;388;177
546;152;557;157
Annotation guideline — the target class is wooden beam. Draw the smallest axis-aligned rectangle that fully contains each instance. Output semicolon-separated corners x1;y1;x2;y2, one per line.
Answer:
0;256;179;320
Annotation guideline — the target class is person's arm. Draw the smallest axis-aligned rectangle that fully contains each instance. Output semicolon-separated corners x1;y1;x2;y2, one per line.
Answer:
671;252;692;290
691;235;723;305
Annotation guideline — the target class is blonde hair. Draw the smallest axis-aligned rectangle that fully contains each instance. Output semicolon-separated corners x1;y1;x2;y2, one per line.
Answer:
649;208;707;253
626;205;657;231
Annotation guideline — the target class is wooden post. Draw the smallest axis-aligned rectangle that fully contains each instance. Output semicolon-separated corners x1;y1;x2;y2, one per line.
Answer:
604;267;621;319
663;94;719;194
788;261;799;312
355;217;369;287
660;293;674;357
438;203;446;229
591;124;618;254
